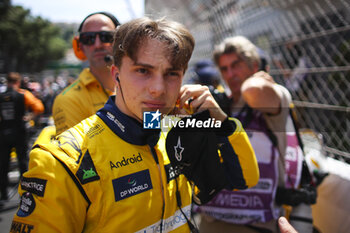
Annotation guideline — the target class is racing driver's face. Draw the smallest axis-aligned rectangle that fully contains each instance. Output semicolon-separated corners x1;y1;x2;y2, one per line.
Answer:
111;38;184;122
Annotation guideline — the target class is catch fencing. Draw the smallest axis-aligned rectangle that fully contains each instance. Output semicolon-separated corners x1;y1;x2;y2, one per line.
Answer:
145;0;350;162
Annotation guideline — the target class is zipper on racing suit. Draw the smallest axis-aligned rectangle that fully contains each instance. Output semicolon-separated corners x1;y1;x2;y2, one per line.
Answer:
150;146;165;233
150;146;198;233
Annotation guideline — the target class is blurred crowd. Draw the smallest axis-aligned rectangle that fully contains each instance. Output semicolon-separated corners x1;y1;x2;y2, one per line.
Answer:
0;73;75;128
0;72;75;202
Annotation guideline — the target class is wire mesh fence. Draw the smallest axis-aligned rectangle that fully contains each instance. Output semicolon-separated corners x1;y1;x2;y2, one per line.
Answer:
145;0;350;162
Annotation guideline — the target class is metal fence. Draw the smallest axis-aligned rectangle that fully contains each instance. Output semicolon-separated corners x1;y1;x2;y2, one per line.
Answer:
145;0;350;162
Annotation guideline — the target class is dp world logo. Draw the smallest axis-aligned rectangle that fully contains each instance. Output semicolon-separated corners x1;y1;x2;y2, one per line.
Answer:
143;110;161;129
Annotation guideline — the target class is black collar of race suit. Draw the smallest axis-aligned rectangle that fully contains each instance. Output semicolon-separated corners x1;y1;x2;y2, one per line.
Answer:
96;96;160;146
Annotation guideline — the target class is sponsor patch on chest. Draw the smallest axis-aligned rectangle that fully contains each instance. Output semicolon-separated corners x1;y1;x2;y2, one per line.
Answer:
164;163;180;183
112;169;153;201
110;153;143;169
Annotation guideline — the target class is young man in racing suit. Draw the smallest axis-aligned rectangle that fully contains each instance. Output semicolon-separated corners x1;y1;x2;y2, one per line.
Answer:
10;17;259;233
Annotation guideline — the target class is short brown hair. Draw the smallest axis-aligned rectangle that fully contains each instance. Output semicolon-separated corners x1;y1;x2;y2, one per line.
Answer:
112;17;195;72
7;72;21;84
213;36;260;69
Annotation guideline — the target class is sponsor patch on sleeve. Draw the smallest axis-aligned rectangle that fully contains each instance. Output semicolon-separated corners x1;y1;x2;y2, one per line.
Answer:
76;150;100;184
10;220;35;233
17;192;36;217
112;169;153;202
20;177;47;197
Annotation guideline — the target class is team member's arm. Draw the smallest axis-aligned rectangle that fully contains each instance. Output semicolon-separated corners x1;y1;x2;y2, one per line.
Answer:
22;89;44;115
10;148;88;233
241;71;281;114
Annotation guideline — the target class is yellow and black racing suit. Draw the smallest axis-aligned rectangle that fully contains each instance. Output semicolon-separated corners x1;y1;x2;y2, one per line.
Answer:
11;97;259;233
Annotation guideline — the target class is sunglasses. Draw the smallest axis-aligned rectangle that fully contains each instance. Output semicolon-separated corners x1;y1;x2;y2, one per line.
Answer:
79;31;114;45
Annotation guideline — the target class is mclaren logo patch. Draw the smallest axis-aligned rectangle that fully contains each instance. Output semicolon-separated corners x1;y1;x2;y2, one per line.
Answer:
76;150;100;184
112;169;152;201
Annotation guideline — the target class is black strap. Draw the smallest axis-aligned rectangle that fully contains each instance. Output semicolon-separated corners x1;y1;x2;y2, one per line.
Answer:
238;105;278;147
174;178;199;233
288;108;314;186
289;108;304;152
289;215;313;224
78;12;120;32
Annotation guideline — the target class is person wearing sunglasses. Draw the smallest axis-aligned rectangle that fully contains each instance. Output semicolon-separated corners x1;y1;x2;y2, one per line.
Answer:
52;12;120;135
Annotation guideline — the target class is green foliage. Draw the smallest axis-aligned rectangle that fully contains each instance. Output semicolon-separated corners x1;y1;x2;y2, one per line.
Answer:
0;4;69;72
56;22;77;44
0;0;11;17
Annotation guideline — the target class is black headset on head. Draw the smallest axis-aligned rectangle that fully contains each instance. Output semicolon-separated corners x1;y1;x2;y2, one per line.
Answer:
78;11;120;32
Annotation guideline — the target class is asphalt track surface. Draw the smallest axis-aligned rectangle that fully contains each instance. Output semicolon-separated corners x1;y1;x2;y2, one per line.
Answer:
0;127;41;233
0;175;20;233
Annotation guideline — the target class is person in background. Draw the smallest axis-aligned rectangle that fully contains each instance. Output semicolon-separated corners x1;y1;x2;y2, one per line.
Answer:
195;36;312;233
10;17;259;232
190;59;231;115
17;77;44;117
191;59;224;92
52;12;120;134
0;72;44;200
20;76;31;91
0;77;7;93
